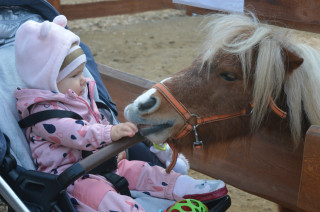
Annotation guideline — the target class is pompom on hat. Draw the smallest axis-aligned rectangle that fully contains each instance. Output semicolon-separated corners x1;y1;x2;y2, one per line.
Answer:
15;15;86;92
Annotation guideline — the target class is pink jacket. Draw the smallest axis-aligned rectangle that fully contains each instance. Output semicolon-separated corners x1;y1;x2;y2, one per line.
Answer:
14;79;113;174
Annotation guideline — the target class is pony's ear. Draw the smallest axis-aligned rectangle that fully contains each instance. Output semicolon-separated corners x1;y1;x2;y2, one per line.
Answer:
283;48;304;74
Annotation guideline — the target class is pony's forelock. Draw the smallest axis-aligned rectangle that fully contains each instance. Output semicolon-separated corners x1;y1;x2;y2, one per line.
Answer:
200;12;320;146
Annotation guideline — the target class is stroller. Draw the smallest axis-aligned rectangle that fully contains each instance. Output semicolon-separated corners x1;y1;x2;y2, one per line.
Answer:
0;1;231;211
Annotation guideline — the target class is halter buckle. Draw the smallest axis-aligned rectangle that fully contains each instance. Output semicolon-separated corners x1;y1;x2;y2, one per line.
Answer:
246;109;253;116
192;125;203;149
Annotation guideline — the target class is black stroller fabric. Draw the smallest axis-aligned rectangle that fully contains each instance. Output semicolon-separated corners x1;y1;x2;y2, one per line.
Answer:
0;130;6;165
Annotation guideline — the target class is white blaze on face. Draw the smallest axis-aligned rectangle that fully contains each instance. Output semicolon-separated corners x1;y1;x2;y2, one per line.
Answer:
129;77;171;110
124;77;172;121
134;88;157;106
124;88;157;120
160;77;171;83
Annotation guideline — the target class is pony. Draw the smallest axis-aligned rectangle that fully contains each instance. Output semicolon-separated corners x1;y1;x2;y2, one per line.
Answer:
124;12;320;210
125;11;320;150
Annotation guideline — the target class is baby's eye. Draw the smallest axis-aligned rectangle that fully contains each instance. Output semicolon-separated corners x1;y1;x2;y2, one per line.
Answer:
72;72;82;78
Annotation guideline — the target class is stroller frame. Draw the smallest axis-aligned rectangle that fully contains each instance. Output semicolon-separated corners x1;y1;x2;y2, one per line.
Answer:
0;129;143;212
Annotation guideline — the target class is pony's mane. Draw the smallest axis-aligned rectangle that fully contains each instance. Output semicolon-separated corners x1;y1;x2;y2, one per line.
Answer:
200;12;320;145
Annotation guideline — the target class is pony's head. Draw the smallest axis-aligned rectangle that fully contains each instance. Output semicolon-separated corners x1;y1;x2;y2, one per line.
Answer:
125;13;320;149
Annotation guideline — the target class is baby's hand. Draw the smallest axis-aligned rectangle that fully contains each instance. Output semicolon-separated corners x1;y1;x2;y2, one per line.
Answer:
111;122;138;141
117;150;127;162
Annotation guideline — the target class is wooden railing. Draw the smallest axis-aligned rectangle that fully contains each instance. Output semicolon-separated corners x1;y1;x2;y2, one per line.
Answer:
184;0;320;33
48;0;176;20
49;0;320;33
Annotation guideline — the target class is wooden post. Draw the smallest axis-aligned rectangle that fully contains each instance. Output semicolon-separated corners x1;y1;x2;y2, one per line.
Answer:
47;0;61;13
298;125;320;212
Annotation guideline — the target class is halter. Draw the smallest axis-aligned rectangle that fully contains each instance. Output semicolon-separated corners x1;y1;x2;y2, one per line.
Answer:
152;82;287;172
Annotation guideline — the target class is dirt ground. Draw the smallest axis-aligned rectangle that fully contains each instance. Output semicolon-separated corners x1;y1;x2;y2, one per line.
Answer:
68;9;280;212
69;9;199;82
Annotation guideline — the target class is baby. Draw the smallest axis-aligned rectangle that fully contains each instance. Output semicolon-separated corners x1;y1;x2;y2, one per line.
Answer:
14;15;227;211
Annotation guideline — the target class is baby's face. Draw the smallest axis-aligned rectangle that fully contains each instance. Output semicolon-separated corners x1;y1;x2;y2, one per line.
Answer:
57;63;86;95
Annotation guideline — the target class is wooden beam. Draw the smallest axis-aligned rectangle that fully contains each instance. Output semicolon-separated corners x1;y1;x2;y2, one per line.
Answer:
246;0;320;33
60;0;176;20
182;0;320;33
47;0;61;13
298;125;320;212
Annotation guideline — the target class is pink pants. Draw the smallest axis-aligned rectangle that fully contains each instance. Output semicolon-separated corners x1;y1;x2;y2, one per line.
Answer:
68;159;181;211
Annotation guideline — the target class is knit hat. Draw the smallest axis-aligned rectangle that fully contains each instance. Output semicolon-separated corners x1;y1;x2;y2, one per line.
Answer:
57;43;86;83
15;15;87;92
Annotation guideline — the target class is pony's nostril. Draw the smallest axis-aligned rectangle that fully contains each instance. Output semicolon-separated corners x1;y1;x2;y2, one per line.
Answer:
138;97;157;111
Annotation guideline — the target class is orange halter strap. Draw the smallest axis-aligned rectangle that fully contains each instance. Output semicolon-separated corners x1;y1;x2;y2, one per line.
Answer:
153;82;287;142
153;82;287;172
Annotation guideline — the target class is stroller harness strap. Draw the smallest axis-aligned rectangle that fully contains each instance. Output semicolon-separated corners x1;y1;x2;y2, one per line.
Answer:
102;172;131;197
81;150;131;196
18;110;82;128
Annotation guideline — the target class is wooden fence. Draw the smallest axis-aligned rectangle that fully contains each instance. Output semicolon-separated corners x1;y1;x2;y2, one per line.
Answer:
185;0;320;33
49;0;320;33
49;0;175;20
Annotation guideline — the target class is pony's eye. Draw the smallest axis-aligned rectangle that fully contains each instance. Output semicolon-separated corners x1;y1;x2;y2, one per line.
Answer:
219;72;238;81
